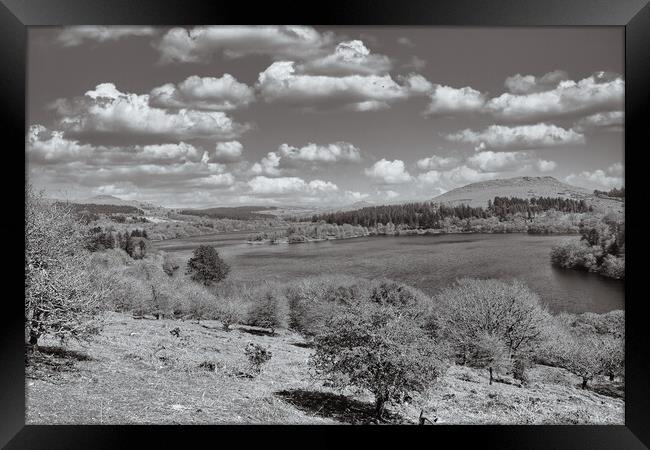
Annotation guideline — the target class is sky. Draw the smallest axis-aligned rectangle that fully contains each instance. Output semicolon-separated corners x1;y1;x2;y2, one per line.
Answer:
27;26;624;208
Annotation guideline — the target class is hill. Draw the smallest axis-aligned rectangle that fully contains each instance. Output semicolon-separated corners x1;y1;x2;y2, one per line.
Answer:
432;176;622;213
25;311;623;425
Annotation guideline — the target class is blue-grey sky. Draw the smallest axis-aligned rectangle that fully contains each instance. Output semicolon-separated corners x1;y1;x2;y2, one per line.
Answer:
27;26;624;208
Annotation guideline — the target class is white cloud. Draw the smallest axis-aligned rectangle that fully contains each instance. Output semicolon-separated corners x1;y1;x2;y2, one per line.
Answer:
608;162;623;176
446;123;585;150
402;56;426;71
418;165;497;187
251;152;282;176
487;72;624;122
573;111;624;133
397;37;415;47
212;141;244;163
57;26;156;46
536;159;558;172
565;164;624;190
27;125;94;163
157;26;332;63
278;142;361;163
504;70;569;94
364;159;412;184
426;85;486;115
297;40;392;76
52;83;248;141
416;154;460;170
149;75;255;111
466;151;530;172
257;61;428;110
248;176;338;195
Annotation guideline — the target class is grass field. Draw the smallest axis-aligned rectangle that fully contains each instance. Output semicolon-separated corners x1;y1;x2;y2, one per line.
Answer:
25;312;624;425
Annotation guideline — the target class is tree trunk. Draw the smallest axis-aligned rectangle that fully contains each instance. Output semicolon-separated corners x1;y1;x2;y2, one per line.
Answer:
489;367;493;385
581;377;588;389
28;330;39;347
374;396;386;420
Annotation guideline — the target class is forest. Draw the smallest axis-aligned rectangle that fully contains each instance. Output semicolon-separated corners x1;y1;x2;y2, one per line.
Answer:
311;196;591;229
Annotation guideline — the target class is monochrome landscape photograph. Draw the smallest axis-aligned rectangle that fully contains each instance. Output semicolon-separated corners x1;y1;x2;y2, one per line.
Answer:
25;25;624;424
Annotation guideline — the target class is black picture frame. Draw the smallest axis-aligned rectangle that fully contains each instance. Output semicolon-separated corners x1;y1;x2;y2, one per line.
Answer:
1;0;647;448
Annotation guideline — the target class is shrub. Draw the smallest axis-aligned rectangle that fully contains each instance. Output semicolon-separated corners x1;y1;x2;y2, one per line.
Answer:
599;255;625;279
311;302;445;420
246;284;289;334
244;343;272;375
25;186;106;346
435;278;550;362
162;252;180;276
214;298;246;331
186;245;230;286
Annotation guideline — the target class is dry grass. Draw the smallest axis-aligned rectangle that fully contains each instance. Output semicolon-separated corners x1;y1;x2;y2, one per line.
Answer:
25;312;624;425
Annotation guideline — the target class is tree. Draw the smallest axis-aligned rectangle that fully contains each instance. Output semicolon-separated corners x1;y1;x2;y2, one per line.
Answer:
466;332;511;385
556;336;603;389
247;285;288;334
311;302;445;420
435;279;550;362
25;186;106;347
186;245;230;285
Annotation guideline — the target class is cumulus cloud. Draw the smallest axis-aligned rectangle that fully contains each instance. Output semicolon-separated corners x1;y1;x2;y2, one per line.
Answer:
248;176;338;195
446;123;585;150
57;26;156;46
364;159;412;184
402;56;427;71
52;83;249;142
486;72;624;122
466;151;531;172
565;163;624;190
149;75;255;111
416;154;460;170
297;40;392;76
251;152;282;176
211;141;244;163
27;124;206;165
426;85;486;115
257;61;429;111
157;26;332;63
536;159;558;172
573;111;624;133
504;70;569;94
278;142;361;163
397;37;415;47
417;165;497;187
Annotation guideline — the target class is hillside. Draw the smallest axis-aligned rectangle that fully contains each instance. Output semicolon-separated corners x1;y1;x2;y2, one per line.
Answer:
25;312;623;425
432;176;623;213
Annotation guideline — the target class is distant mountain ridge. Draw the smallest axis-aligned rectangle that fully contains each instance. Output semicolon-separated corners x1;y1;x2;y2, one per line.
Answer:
432;176;592;208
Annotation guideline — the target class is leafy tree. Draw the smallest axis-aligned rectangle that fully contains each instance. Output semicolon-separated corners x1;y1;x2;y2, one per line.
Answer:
186;245;230;286
247;285;288;334
25;186;106;346
311;302;445;420
556;335;603;389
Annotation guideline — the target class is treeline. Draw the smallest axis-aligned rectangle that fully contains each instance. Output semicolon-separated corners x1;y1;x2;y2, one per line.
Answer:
551;214;625;279
490;197;590;220
179;206;277;220
594;187;624;198
311;196;591;230
86;226;149;259
248;222;369;244
62;202;144;215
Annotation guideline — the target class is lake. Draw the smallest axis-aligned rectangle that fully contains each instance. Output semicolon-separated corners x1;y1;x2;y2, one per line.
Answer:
153;232;624;314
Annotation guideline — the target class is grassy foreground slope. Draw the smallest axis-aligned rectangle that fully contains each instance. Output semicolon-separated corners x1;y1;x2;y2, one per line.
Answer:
26;312;623;425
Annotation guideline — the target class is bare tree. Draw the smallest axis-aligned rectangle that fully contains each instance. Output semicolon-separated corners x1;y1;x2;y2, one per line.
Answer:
25;186;106;347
